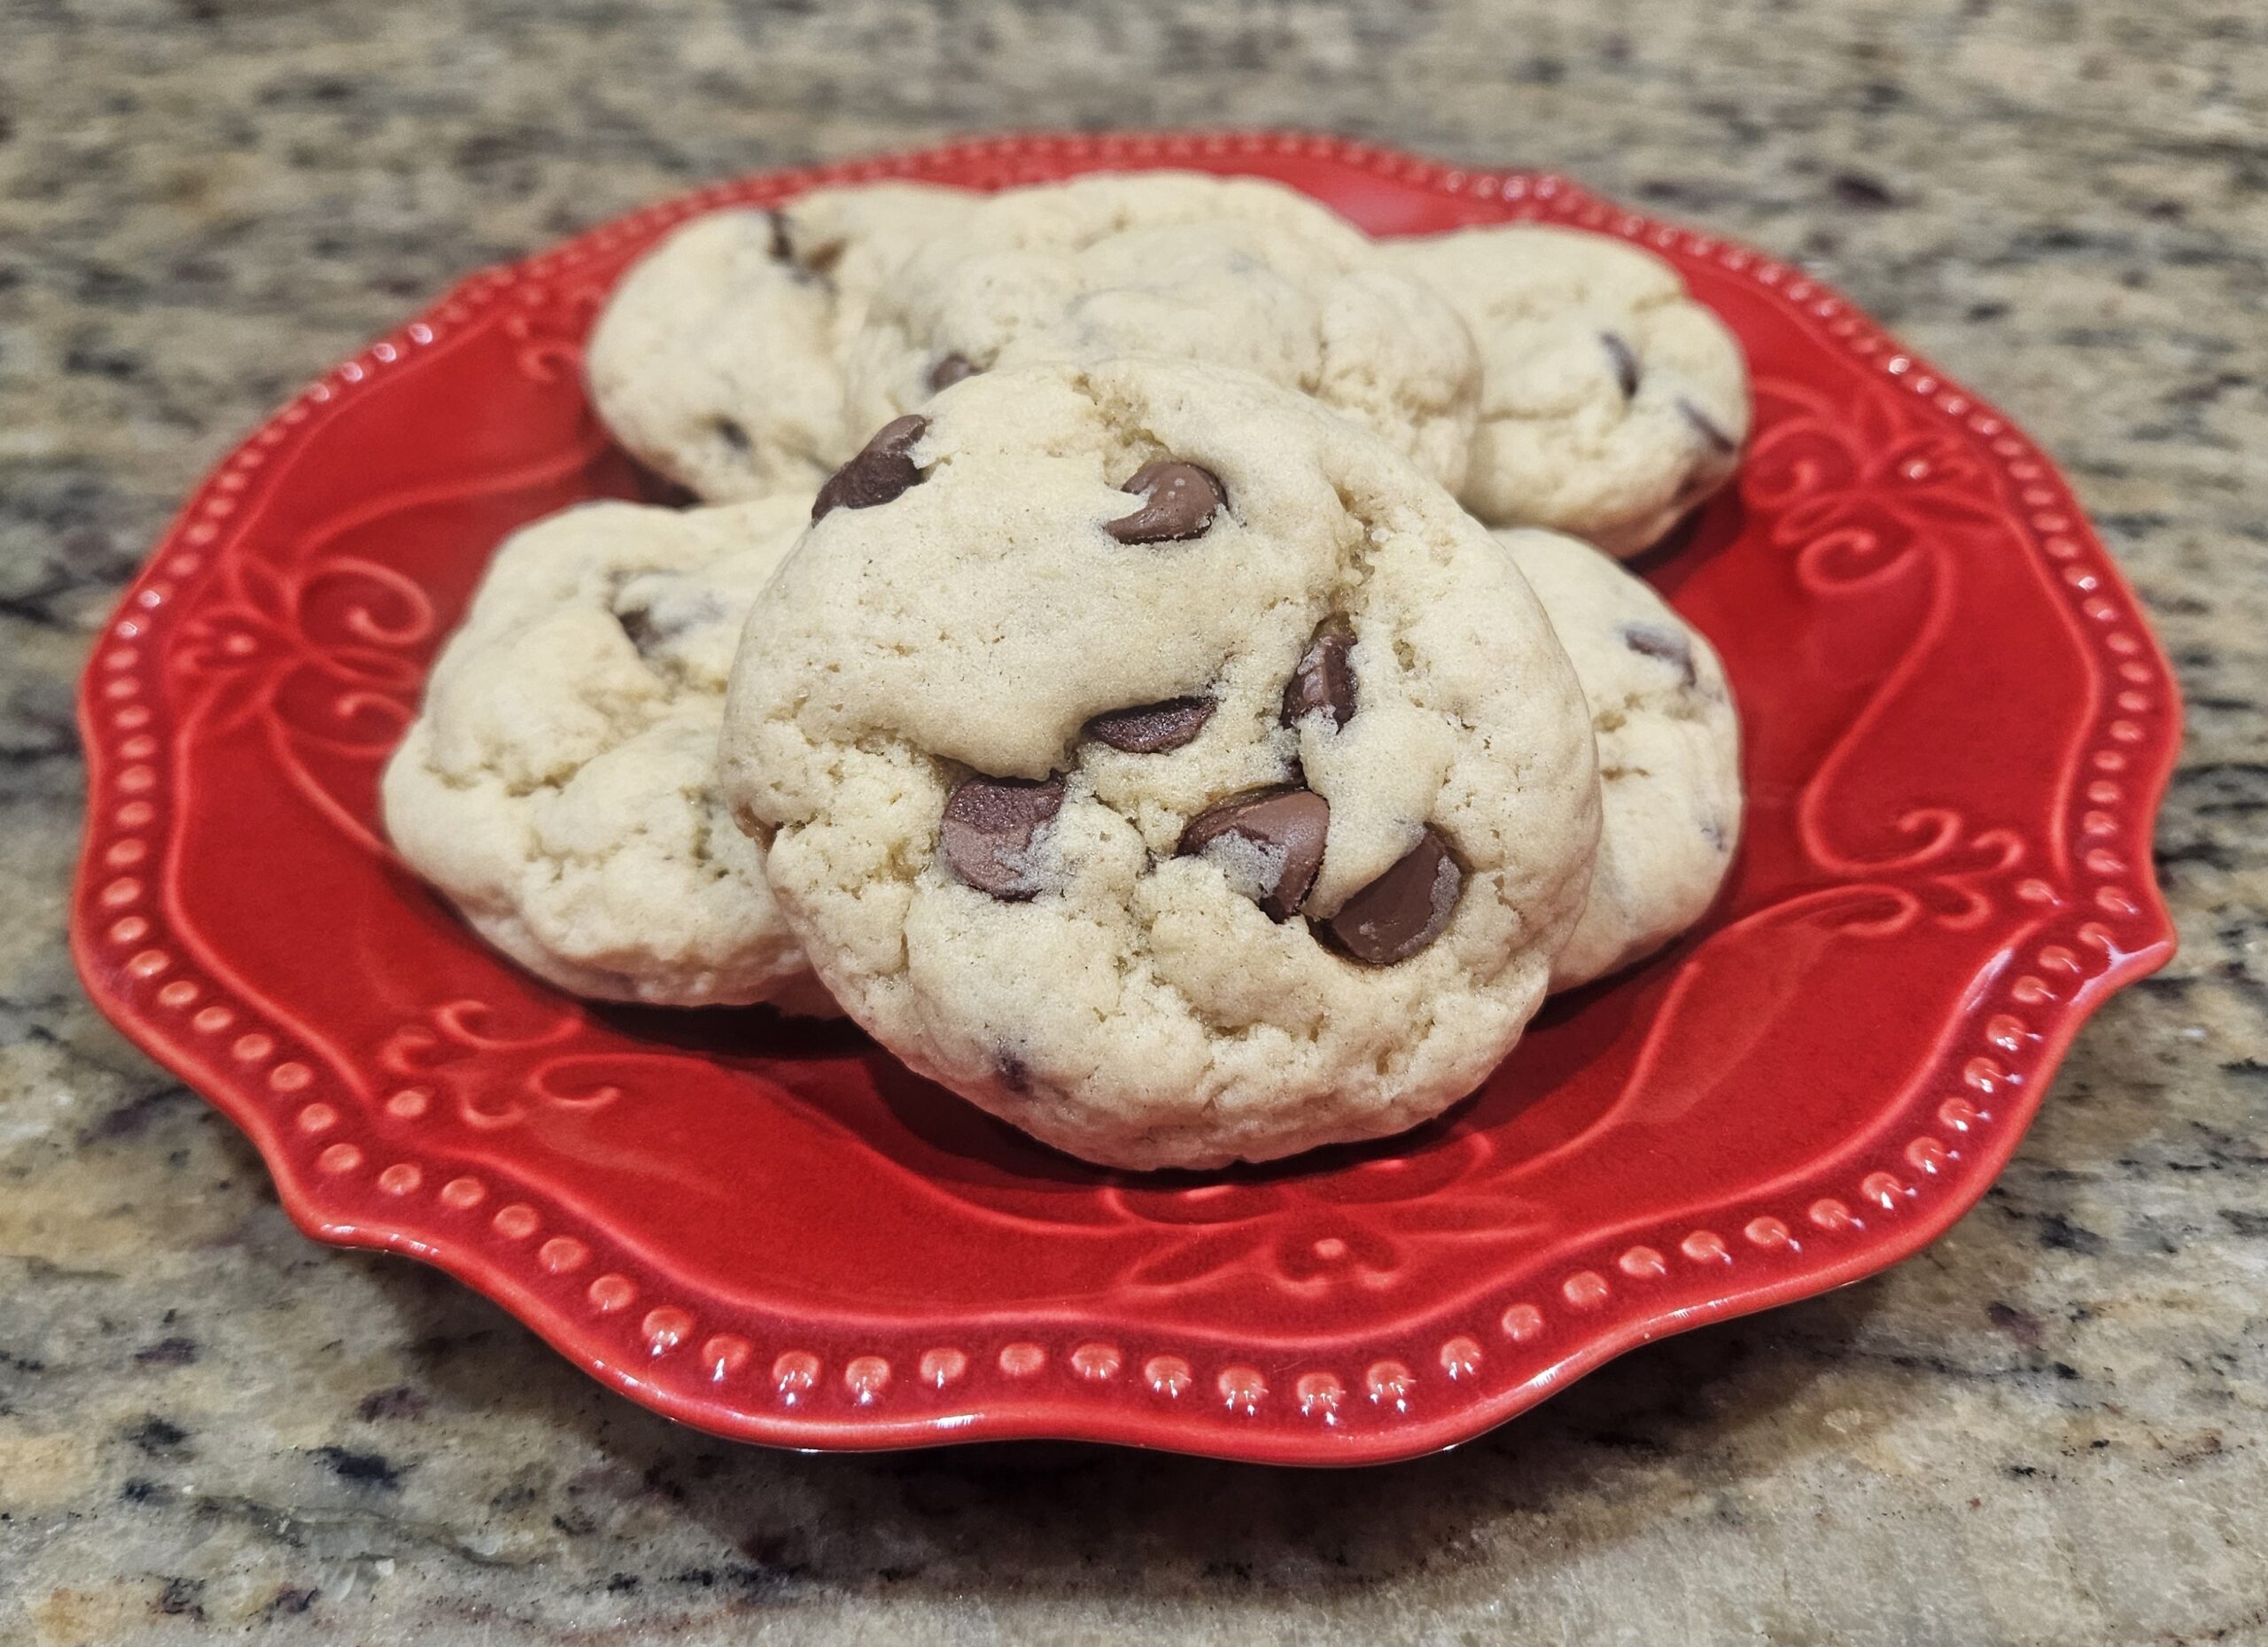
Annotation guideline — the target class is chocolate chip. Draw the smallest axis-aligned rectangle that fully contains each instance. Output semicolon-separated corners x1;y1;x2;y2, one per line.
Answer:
616;587;725;661
1602;331;1641;399
1678;397;1738;455
1104;461;1225;544
1178;787;1330;921
614;562;727;659
939;775;1063;900
1323;828;1462;965
1281;620;1357;729
616;607;657;655
711;416;752;454
996;1050;1035;1096
928;353;979;392
764;207;836;286
1086;697;1215;753
800;238;845;281
1620;621;1697;686
812;415;928;520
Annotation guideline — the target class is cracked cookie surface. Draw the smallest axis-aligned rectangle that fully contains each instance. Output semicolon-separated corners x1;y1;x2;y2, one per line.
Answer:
586;183;974;501
1501;528;1743;987
384;496;834;1013
839;172;1482;493
1386;223;1751;557
720;360;1599;1169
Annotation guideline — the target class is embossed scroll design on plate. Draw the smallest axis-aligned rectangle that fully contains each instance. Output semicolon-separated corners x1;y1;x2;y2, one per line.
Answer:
72;133;2177;1466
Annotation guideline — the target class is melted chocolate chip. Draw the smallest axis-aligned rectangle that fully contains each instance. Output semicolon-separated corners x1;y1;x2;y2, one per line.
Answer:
1178;788;1330;921
711;416;752;454
1323;828;1462;965
616;592;722;661
1678;397;1738;455
938;775;1063;900
801;237;845;280
615;607;658;655
1620;621;1698;687
1086;697;1215;754
928;353;980;392
1104;461;1225;544
1281;620;1357;728
765;207;838;286
812;415;928;520
1602;331;1641;399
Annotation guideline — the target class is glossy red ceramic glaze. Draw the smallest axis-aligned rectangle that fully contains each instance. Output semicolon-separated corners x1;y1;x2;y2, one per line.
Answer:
70;134;2179;1465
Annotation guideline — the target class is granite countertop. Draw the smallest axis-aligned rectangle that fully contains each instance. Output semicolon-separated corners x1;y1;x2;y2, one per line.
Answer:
3;1;2264;1642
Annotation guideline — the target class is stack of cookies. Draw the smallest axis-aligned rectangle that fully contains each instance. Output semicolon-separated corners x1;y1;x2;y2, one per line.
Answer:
384;173;1748;1170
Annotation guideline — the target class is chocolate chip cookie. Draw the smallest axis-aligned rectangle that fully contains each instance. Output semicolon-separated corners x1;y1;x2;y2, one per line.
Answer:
1386;224;1751;558
383;497;834;1012
586;183;973;501
838;172;1482;493
719;361;1599;1169
1500;528;1743;986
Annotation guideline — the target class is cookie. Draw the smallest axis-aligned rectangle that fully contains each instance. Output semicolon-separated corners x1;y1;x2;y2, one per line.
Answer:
586;183;973;501
1386;224;1751;558
719;361;1599;1169
839;172;1481;492
1498;528;1743;987
383;496;834;1013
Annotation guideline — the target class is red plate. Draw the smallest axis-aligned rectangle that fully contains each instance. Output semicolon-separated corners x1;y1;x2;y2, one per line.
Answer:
71;134;2178;1465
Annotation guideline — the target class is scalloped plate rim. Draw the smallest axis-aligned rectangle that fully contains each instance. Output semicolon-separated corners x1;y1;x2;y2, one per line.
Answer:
68;128;2180;1467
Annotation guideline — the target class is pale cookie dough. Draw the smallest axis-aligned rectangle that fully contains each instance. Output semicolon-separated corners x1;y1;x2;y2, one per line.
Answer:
1499;528;1743;988
384;496;835;1013
721;361;1599;1169
586;183;974;501
1386;223;1751;558
839;172;1481;492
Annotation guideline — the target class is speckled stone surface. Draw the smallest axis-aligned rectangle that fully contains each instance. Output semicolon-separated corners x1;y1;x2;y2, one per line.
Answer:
3;2;2264;1642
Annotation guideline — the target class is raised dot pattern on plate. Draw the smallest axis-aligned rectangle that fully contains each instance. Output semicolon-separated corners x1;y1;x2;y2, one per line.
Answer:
66;131;2175;1464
